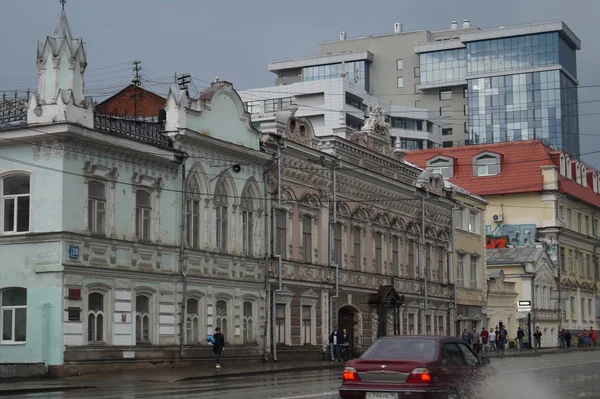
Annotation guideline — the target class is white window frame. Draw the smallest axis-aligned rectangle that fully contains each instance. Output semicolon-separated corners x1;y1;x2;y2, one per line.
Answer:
397;77;404;88
396;59;403;70
242;300;256;344
135;190;152;242
473;152;501;176
131;172;162;243
582;166;587;187
84;162;117;237
0;287;27;344
87;291;106;344
1;172;32;235
427;156;454;179
185;296;204;345
565;157;572;179
457;254;465;287
575;161;581;185
84;284;112;345
468;209;480;234
559;154;566;176
134;291;155;345
215;298;230;342
275;303;287;345
186;198;201;249
87;180;107;236
469;255;478;288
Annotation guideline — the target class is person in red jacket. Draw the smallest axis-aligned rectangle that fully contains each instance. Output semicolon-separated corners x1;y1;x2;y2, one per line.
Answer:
590;327;596;348
480;327;489;352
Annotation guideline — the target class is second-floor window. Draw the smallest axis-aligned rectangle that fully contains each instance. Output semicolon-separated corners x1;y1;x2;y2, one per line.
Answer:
425;244;431;277
302;215;312;263
374;232;382;274
2;174;30;234
332;223;342;266
457;254;465;287
215;183;228;252
135;190;151;241
392;237;399;276
88;181;106;235
468;209;479;234
187;199;201;249
438;247;444;281
408;241;415;278
353;227;361;270
275;209;287;257
470;256;478;288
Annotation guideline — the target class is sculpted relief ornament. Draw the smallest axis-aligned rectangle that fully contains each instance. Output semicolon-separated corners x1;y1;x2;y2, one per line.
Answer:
362;105;390;137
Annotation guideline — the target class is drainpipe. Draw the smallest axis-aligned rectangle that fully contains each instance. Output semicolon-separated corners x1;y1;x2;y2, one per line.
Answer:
271;143;284;362
329;159;339;337
262;168;270;361
418;189;429;334
555;194;565;333
178;152;189;359
450;203;458;336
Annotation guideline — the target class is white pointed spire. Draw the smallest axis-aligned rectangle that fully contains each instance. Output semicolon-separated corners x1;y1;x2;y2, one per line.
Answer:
53;8;73;40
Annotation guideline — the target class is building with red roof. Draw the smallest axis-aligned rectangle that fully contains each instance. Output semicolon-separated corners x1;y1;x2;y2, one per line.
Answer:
406;139;599;335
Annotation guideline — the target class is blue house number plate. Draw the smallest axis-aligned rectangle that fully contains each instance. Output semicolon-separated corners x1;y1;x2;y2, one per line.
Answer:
69;245;80;259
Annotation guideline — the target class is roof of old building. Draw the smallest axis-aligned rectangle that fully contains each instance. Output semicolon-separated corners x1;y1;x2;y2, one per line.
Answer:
405;140;600;208
486;246;544;265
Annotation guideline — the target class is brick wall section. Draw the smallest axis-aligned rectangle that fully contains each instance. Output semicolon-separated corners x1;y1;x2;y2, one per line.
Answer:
96;85;166;117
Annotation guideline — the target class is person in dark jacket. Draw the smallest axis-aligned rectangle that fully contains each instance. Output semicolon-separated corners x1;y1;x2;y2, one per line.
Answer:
213;327;225;369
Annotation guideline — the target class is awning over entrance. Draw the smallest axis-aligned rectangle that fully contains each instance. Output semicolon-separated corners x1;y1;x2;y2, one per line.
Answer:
369;285;405;338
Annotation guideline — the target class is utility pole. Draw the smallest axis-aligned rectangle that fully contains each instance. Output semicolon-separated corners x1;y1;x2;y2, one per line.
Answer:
176;74;192;104
131;61;142;120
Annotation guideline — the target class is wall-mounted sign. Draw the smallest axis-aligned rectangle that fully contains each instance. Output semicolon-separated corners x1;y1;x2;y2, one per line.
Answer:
517;300;531;312
67;307;81;321
69;245;80;259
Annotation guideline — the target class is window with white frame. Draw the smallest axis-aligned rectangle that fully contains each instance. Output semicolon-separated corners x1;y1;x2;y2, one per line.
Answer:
276;303;286;344
456;207;466;230
242;197;254;256
353;227;362;270
333;223;342;266
566;157;572;179
576;162;581;184
470;256;478;288
87;181;106;235
474;153;501;176
582;166;587;187
185;298;200;344
302;215;312;263
87;292;105;343
374;232;383;274
397;77;404;88
215;183;229;252
135;295;151;344
468;209;480;234
302;305;312;345
243;301;254;343
215;300;228;339
457;254;465;287
392;236;400;276
396;59;403;70
135;190;152;241
1;288;27;343
186;199;201;249
559;154;566;176
1;175;30;234
427;157;453;179
275;209;287;257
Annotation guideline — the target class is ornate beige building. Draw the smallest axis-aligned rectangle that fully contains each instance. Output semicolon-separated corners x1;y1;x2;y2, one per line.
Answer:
258;106;457;359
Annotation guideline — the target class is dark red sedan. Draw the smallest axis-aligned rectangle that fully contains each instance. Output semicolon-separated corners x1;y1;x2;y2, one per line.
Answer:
339;336;490;399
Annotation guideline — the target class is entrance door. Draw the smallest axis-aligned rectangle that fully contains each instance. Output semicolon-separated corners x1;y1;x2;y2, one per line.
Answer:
338;306;357;355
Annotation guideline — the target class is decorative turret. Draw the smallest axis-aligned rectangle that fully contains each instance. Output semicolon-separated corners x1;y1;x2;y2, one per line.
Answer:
28;2;93;127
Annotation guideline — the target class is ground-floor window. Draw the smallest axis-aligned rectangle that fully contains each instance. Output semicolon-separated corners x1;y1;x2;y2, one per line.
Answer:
276;304;286;344
1;288;27;343
302;305;312;345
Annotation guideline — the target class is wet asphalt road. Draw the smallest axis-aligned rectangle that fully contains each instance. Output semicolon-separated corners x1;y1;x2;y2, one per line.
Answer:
5;350;599;399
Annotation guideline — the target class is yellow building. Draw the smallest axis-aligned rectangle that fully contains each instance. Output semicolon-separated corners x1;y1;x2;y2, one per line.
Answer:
447;182;488;335
406;140;600;345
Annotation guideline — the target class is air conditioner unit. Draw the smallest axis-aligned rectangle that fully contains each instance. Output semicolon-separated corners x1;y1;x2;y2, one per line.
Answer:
492;214;503;223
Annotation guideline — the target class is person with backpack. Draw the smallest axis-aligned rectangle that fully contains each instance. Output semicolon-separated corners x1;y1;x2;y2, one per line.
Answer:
517;327;525;351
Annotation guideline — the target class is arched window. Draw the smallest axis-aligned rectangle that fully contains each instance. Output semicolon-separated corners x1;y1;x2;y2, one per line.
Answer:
87;292;105;343
135;295;151;344
374;232;383;274
275;209;287;257
215;182;228;252
1;288;27;343
242;301;253;343
88;181;106;235
185;298;200;344
186;199;201;250
332;223;342;266
1;175;30;233
135;190;151;241
215;300;228;339
353;227;362;270
241;196;254;256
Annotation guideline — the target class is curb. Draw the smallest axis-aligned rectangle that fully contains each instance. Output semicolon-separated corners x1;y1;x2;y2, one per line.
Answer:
176;362;344;382
482;348;597;359
0;385;96;397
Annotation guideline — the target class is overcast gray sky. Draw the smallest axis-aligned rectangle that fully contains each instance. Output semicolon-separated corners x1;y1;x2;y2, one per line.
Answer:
2;0;599;166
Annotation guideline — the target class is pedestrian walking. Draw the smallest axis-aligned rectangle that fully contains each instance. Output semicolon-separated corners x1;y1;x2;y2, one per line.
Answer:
472;327;481;353
330;326;340;361
489;328;497;352
533;326;542;351
590;327;596;348
339;328;350;361
517;327;525;351
480;327;489;352
461;329;473;348
212;327;225;369
565;330;572;349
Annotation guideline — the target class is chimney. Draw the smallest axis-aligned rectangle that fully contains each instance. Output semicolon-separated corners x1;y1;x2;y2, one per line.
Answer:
450;21;458;30
394;22;403;34
339;31;347;41
463;19;471;28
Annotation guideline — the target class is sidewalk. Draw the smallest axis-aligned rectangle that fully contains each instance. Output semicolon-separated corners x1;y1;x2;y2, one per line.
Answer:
481;346;597;358
0;360;343;396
